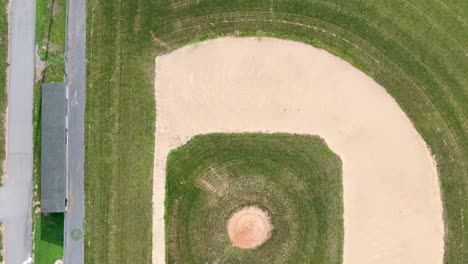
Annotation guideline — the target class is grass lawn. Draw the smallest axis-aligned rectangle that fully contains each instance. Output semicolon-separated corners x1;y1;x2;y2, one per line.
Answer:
86;0;467;263
0;0;8;184
166;133;343;263
33;214;64;264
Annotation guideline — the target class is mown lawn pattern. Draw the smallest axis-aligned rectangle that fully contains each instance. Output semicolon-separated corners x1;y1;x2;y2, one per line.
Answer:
85;0;467;263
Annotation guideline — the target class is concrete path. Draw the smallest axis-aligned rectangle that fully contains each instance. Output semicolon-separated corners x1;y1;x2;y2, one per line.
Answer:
64;0;86;262
0;0;36;263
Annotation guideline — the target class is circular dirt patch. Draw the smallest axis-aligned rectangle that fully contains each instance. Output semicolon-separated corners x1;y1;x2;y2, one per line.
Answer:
227;206;273;249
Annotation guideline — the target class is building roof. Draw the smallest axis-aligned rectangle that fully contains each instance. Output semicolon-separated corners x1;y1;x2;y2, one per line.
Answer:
41;82;67;213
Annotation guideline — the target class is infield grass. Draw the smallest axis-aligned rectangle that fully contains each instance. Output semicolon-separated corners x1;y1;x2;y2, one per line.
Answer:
166;133;343;263
86;0;467;263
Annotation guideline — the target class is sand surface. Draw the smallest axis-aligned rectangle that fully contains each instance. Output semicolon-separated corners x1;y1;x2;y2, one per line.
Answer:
152;37;443;264
227;206;273;249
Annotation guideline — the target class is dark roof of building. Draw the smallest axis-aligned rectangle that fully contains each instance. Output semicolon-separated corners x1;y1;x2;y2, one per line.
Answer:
41;82;67;213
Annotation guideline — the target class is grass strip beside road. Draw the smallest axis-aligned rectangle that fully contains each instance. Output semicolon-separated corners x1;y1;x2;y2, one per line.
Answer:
86;0;467;263
0;224;3;263
0;0;8;185
33;0;67;263
36;0;66;83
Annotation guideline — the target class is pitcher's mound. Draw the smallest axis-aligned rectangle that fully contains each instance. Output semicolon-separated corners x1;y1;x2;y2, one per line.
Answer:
227;206;273;249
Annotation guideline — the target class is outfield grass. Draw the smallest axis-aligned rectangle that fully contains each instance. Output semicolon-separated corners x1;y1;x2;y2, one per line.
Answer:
86;0;467;263
0;0;8;185
33;214;64;264
166;133;343;263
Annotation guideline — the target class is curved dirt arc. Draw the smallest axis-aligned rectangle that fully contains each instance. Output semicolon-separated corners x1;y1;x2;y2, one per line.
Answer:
153;37;444;264
164;133;344;263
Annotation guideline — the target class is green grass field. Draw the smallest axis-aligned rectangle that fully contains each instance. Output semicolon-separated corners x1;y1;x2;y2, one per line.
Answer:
86;0;467;263
0;0;8;185
166;133;343;263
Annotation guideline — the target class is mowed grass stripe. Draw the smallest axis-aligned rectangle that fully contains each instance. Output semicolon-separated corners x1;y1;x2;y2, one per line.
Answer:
85;0;155;263
86;0;467;263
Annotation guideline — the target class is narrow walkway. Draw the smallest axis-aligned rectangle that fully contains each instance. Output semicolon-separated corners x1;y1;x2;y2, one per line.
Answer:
0;0;36;263
64;0;86;263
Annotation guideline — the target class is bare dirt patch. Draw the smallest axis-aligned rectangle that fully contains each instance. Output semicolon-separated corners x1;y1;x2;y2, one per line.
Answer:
153;37;444;264
227;206;273;249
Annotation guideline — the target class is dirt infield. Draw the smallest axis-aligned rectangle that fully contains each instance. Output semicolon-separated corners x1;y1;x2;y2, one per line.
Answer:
153;37;443;264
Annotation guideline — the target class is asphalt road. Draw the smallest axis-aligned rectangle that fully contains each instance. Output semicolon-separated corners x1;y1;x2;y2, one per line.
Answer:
64;0;86;262
0;0;36;263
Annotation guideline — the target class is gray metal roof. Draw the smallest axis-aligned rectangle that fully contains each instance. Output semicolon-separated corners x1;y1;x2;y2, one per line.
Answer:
41;82;67;213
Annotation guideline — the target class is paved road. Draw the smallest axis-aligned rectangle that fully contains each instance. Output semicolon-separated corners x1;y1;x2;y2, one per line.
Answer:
64;0;86;262
0;0;36;263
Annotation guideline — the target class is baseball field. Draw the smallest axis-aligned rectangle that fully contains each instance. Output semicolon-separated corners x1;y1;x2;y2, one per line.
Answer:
85;0;467;263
